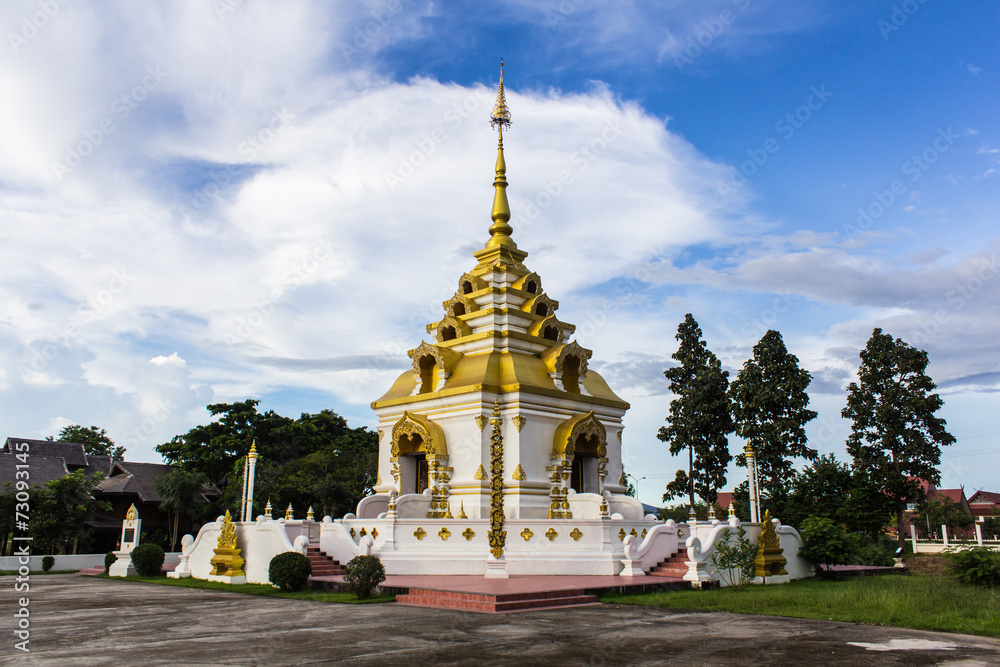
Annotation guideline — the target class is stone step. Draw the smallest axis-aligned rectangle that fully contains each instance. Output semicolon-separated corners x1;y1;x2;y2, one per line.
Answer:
305;545;345;576
647;553;688;577
396;587;600;613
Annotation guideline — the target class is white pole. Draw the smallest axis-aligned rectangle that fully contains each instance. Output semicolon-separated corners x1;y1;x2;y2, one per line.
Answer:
942;524;949;546
745;444;759;523
975;523;983;546
246;441;259;522
910;524;918;553
240;453;250;522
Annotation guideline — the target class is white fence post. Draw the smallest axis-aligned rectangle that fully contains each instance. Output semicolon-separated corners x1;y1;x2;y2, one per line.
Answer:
910;524;918;553
942;525;949;546
975;523;983;546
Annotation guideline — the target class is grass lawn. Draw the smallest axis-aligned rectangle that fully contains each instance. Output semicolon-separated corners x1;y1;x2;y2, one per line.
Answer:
0;569;80;576
97;573;395;605
600;574;1000;637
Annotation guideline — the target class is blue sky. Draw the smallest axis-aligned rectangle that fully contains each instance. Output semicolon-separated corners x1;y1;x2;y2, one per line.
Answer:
2;1;998;507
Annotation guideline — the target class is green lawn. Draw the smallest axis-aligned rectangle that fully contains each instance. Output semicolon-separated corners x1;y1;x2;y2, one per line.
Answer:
97;573;395;604
600;575;1000;637
0;569;80;576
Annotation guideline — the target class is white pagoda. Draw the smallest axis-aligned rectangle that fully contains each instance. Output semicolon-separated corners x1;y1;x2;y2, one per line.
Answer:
319;64;660;576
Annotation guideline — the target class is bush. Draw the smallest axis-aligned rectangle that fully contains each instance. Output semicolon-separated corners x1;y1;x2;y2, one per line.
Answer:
709;526;758;589
105;551;117;571
42;555;55;572
799;517;854;575
946;547;1000;587
131;543;165;577
344;555;386;599
852;534;894;567
269;551;312;592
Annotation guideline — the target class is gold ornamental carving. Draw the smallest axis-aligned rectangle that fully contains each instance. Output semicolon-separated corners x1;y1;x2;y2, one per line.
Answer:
520;527;533;541
349;527;356;539
462;527;475;541
512;415;526;432
641;528;647;538
371;528;378;540
545;528;558;541
570;528;582;541
618;528;626;541
413;527;426;540
629;528;637;538
475;415;487;431
755;509;788;578
475;464;488;481
512;464;527;481
438;527;451;541
125;504;138;522
210;510;244;577
487;401;507;559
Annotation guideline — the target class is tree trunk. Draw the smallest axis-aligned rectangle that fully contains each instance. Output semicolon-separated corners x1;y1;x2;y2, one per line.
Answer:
688;445;695;508
896;499;906;551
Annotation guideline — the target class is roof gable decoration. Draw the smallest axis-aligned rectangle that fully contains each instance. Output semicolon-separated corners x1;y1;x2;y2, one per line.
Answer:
390;411;448;462
552;411;607;462
541;340;593;396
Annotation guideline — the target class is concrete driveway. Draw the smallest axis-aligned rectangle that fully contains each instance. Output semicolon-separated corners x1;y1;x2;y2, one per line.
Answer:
3;574;998;666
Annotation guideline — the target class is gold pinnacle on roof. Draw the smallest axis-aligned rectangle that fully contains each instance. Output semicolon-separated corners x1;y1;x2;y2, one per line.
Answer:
487;60;514;249
248;439;257;459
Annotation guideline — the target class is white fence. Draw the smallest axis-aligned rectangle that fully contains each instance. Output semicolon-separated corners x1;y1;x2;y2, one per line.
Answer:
909;524;1000;553
0;552;182;571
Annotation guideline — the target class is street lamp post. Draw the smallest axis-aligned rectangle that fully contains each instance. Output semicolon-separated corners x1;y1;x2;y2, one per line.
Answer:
626;473;646;503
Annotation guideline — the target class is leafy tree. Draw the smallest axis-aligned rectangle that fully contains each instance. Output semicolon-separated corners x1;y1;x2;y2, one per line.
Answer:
29;470;110;554
923;496;974;533
781;454;853;528
729;330;817;507
620;465;636;498
843;328;956;550
659;314;733;507
798;516;855;575
57;424;126;461
158;401;377;520
155;468;211;551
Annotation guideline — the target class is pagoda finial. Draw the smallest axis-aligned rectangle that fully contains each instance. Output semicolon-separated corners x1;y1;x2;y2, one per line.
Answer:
487;59;514;248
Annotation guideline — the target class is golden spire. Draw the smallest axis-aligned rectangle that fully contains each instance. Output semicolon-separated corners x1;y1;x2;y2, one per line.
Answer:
487;60;514;249
248;439;257;459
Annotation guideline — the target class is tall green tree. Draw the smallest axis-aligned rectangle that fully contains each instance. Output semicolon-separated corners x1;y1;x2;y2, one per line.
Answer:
842;328;956;550
659;314;733;507
57;424;126;462
729;329;818;507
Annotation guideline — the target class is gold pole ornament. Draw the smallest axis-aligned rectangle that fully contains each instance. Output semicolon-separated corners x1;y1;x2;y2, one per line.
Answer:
487;60;514;248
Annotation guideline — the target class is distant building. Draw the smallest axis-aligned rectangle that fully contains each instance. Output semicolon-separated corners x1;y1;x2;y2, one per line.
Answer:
968;490;1000;523
1;437;213;553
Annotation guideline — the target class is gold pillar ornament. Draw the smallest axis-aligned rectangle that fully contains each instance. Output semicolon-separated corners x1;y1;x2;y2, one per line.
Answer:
264;500;272;519
306;506;314;521
209;510;245;577
284;503;294;520
457;500;468;520
487;400;507;559
754;509;788;579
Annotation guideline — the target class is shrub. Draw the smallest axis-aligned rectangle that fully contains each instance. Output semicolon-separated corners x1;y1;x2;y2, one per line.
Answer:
946;547;1000;587
131;543;165;577
105;551;117;571
42;555;55;572
852;534;894;567
709;526;758;589
269;551;312;592
799;517;854;575
344;555;386;599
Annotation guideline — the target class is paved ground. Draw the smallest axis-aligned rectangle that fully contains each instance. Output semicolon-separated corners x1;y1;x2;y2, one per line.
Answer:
2;574;999;666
